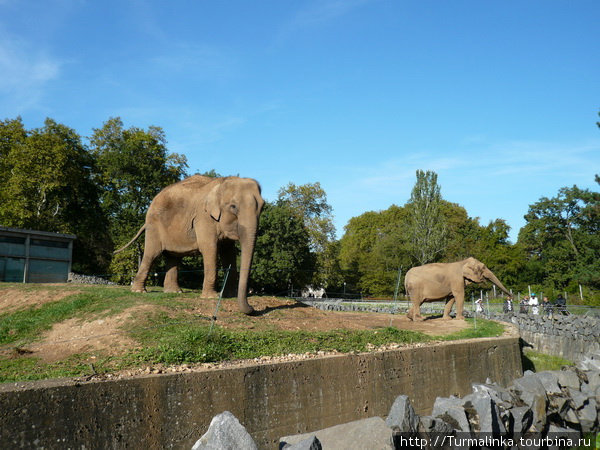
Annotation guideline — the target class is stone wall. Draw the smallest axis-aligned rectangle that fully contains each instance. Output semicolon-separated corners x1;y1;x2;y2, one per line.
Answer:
488;312;600;362
0;335;521;449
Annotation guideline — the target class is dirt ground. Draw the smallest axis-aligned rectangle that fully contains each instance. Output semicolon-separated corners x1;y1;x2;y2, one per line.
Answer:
1;285;472;375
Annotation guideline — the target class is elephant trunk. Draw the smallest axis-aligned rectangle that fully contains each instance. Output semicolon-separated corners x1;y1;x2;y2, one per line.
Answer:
237;221;258;315
484;269;511;297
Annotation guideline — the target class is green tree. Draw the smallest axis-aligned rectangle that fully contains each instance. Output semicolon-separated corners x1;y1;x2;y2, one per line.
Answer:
251;202;313;294
339;205;411;296
518;182;600;294
406;170;447;265
277;182;338;289
0;118;28;212
0;118;111;273
277;182;335;252
89;117;188;281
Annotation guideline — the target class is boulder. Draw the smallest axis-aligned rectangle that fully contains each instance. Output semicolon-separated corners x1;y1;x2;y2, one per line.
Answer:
584;370;600;390
533;371;562;395
461;392;505;434
511;374;548;407
192;411;257;450
471;383;515;409
280;417;394;450
431;397;471;433
506;406;533;435
551;369;580;390
418;416;455;435
567;387;588;410
386;395;419;433
280;435;322;450
511;374;548;430
576;398;597;433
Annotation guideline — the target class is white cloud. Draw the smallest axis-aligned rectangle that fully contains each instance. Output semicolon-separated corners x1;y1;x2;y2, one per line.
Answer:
326;138;600;240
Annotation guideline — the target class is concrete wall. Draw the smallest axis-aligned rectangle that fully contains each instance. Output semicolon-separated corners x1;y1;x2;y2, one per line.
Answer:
0;335;522;449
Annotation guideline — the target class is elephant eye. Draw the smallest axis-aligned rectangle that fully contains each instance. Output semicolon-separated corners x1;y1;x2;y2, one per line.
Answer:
229;204;238;214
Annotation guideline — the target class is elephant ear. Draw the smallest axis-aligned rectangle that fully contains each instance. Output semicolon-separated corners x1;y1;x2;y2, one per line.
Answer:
463;260;482;283
205;183;222;221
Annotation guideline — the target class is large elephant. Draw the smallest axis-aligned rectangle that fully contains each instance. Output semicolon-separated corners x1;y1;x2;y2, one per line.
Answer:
404;257;511;321
114;175;264;315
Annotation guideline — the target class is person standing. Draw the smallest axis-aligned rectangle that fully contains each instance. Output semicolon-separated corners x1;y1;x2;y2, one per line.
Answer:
529;293;539;315
542;296;553;318
555;294;568;315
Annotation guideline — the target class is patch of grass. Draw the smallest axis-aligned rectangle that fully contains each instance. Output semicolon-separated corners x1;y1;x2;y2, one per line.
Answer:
435;318;505;341
132;325;431;365
521;349;574;372
0;355;94;383
0;283;510;383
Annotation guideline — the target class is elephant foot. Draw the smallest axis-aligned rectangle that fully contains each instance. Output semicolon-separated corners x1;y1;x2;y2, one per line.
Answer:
241;306;256;316
455;315;466;320
441;315;453;321
131;286;147;293
163;286;183;293
200;289;219;299
407;313;424;322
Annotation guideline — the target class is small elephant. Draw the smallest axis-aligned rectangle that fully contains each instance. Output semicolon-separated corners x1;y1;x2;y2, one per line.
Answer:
114;175;264;315
404;257;511;321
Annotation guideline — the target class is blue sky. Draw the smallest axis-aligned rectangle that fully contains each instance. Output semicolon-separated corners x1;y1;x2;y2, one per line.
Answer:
1;0;599;242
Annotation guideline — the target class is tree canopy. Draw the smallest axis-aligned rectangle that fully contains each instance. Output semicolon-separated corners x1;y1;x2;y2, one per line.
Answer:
1;115;598;304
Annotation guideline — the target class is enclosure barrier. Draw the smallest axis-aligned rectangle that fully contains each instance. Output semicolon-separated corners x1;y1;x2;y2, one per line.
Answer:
0;333;521;449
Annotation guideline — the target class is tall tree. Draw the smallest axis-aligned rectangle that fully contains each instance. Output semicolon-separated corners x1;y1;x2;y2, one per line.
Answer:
518;182;600;292
406;170;447;265
277;182;335;252
90;117;188;280
277;182;337;289
339;205;411;296
0;118;28;213
0;118;111;273
251;202;313;294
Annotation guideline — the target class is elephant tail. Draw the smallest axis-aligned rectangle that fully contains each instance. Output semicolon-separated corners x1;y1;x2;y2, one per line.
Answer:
113;225;146;255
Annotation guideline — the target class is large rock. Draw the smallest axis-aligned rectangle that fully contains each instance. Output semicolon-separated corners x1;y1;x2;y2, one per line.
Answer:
533;371;562;395
280;435;322;450
192;411;257;450
386;395;419;433
280;417;394;450
511;374;548;407
584;370;600;390
550;369;580;390
471;383;515;409
461;392;505;434
510;374;548;431
431;397;471;433
567;387;588;410
576;398;597;433
505;406;533;435
418;416;455;435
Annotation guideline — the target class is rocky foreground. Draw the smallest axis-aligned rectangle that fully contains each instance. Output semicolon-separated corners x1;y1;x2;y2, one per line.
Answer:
192;351;600;449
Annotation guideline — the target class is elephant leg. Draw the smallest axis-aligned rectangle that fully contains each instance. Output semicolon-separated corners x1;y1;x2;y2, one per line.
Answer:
218;239;239;298
163;254;182;293
406;292;424;321
453;290;466;320
199;240;219;298
442;297;455;320
131;235;161;293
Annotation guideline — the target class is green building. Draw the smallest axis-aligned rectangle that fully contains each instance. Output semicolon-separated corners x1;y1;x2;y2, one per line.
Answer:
0;227;76;283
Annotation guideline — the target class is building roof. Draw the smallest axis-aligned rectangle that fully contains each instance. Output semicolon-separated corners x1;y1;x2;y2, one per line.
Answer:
0;226;76;240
